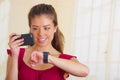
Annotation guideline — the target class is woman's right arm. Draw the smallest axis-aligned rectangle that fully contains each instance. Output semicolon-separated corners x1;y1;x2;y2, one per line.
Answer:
6;55;18;80
6;33;24;80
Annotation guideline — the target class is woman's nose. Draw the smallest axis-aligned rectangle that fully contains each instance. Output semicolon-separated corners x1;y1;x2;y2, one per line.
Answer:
38;29;44;35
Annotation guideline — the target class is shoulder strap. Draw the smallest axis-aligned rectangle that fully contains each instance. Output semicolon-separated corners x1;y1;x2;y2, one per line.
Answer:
18;48;25;71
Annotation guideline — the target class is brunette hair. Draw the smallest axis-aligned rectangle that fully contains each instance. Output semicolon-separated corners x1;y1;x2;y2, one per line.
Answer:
28;3;64;53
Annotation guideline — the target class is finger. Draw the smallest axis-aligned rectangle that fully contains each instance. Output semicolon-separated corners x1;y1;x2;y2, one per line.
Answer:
30;53;36;62
17;41;24;46
9;33;17;39
31;51;38;59
10;35;22;42
30;61;41;67
32;54;38;63
14;38;24;43
37;52;43;59
9;33;21;40
31;52;39;63
10;38;24;47
31;61;42;67
30;52;35;60
31;63;37;67
30;58;38;67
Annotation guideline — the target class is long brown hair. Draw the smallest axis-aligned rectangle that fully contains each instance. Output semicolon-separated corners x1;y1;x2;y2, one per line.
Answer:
28;3;64;53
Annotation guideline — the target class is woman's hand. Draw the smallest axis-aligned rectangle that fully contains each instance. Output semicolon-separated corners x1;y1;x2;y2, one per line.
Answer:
30;51;44;67
8;33;24;58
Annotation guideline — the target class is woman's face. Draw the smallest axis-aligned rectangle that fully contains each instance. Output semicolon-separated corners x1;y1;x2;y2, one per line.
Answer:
30;15;57;47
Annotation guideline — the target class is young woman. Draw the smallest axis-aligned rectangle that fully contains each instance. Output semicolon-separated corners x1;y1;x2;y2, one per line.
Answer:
6;3;89;80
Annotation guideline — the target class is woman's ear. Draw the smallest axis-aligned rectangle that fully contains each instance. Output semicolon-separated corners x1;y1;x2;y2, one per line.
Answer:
54;26;58;33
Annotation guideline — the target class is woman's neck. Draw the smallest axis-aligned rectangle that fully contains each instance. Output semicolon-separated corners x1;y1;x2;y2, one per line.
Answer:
28;44;60;56
29;44;54;52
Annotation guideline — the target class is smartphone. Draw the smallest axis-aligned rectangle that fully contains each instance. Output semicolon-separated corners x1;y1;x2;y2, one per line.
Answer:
15;33;34;46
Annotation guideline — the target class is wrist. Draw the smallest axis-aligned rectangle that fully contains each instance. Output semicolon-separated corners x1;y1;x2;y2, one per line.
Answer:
12;54;19;59
11;56;19;61
48;54;53;64
11;51;19;58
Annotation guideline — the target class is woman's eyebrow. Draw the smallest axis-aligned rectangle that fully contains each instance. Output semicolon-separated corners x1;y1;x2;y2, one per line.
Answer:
31;25;38;27
43;24;51;27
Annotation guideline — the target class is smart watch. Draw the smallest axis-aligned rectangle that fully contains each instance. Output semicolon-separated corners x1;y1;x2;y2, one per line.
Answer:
43;52;49;63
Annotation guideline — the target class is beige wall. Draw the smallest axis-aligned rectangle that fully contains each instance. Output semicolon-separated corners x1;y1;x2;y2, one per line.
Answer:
52;1;77;54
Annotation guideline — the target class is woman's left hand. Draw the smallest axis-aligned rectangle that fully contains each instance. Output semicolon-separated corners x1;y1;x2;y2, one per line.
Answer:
30;51;44;67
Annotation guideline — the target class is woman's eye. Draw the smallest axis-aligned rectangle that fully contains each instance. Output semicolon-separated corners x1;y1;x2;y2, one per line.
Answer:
44;27;50;30
33;28;38;30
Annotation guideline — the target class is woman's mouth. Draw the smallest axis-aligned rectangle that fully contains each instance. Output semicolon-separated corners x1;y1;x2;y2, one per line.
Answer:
38;38;46;43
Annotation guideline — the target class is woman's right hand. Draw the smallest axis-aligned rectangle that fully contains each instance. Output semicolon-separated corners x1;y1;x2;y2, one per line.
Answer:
8;33;24;58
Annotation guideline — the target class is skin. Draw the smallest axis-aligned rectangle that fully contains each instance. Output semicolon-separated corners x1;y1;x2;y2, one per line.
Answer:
6;15;89;80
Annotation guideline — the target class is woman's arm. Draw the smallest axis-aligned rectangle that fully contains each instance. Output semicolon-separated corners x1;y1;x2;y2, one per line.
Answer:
48;55;89;77
30;51;89;77
6;55;18;80
6;33;24;80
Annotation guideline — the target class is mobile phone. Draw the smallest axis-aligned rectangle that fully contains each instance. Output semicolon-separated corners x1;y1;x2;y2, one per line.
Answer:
15;33;34;46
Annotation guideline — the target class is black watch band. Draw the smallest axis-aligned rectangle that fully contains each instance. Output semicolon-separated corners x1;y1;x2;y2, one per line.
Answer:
43;52;49;63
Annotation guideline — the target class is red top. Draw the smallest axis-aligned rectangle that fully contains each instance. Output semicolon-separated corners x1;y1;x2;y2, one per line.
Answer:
7;48;76;80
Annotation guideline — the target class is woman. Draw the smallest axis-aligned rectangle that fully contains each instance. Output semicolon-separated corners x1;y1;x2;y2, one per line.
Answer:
6;3;89;80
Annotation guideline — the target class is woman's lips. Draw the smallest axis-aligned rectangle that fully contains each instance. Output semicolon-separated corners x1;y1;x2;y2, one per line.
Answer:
38;38;46;43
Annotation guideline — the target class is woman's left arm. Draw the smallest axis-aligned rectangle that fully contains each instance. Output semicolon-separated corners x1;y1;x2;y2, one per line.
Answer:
30;51;89;77
48;55;89;77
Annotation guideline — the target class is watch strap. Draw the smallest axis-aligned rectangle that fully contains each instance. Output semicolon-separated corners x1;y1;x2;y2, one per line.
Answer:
43;52;49;63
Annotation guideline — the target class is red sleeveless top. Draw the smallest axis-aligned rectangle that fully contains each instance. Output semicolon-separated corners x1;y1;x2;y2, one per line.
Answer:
7;48;76;80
